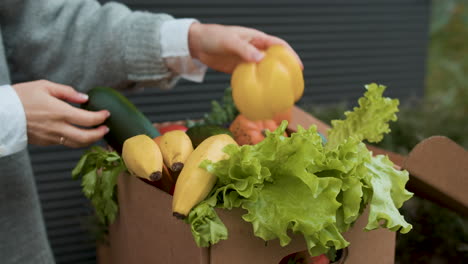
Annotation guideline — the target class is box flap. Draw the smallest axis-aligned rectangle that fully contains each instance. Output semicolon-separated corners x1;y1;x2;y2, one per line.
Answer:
403;136;468;216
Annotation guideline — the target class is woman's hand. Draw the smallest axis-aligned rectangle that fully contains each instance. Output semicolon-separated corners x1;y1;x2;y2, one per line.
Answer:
188;23;303;73
13;80;110;148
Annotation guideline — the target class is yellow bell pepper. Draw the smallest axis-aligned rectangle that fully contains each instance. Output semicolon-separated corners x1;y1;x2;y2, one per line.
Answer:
231;45;304;120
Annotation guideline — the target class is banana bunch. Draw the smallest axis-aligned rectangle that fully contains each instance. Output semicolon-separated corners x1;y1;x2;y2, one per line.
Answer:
172;134;238;219
158;130;194;173
122;134;163;181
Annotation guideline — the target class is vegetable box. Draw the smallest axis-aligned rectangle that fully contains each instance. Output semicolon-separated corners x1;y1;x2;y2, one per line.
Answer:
104;170;395;264
99;106;400;264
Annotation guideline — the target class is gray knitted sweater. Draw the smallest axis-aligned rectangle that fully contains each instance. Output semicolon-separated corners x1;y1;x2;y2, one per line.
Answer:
0;0;175;263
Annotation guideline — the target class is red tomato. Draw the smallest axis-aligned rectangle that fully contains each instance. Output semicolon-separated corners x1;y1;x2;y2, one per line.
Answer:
309;254;330;264
158;124;188;134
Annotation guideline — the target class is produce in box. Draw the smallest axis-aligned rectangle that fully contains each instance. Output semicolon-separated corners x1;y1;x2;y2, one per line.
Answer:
72;83;413;262
186;83;413;260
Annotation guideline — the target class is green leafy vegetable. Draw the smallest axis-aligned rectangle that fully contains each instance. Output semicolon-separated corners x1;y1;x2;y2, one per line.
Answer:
72;146;126;227
187;202;228;247
327;83;399;148
363;155;413;233
187;83;413;258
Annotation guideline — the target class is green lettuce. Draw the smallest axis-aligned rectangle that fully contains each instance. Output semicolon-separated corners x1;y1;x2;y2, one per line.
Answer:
327;83;399;148
187;202;228;247
187;83;413;257
363;155;413;233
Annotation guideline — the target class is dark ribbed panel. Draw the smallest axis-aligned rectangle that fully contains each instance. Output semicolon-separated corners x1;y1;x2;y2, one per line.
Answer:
30;1;430;263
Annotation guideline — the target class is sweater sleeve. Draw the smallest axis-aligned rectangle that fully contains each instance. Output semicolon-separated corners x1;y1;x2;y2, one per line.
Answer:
0;0;175;92
0;85;27;157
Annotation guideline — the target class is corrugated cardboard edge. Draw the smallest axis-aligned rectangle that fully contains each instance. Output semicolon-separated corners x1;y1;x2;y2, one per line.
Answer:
403;136;468;216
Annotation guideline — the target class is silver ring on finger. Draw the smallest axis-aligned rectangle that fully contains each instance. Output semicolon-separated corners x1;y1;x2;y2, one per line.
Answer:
59;136;66;145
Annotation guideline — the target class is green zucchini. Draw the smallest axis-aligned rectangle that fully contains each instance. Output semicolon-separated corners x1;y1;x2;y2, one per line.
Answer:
81;87;160;153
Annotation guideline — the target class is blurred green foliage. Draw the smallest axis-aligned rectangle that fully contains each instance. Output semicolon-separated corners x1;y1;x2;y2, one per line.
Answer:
426;0;468;110
306;1;468;263
427;0;468;116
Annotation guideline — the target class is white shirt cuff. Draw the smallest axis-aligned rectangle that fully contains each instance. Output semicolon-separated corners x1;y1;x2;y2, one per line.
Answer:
160;19;208;83
0;84;28;157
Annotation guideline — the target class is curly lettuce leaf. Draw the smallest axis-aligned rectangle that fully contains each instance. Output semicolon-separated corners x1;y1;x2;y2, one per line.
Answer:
241;126;343;248
188;201;228;247
363;155;413;233
327;83;399;148
315;138;372;231
241;170;343;248
304;224;350;258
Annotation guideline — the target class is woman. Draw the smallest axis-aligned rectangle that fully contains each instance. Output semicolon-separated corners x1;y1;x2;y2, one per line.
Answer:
0;0;302;263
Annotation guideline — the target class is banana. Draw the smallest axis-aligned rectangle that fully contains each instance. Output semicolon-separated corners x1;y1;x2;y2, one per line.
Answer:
150;136;177;194
159;130;194;172
172;134;237;219
122;134;163;181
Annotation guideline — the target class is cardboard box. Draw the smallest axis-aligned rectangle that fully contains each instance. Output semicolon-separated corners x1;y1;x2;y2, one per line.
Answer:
97;106;468;264
104;106;400;264
106;171;396;264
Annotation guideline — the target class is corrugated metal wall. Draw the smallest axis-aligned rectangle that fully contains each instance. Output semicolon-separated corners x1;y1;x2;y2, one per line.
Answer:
29;0;430;263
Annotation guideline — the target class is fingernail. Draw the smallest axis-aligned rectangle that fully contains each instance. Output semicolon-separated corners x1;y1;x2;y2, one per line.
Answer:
252;51;264;62
105;111;111;117
79;93;89;100
104;126;109;133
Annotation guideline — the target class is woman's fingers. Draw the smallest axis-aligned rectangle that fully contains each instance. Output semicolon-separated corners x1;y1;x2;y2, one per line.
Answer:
250;35;304;70
223;35;264;63
188;24;303;73
59;125;109;148
228;26;303;68
234;26;303;69
12;80;110;148
45;80;89;104
26;122;108;148
63;104;110;127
